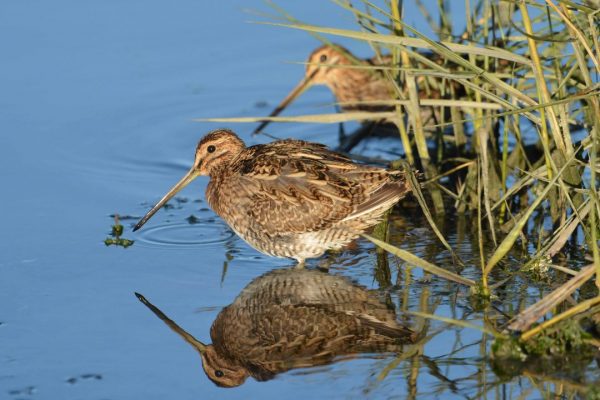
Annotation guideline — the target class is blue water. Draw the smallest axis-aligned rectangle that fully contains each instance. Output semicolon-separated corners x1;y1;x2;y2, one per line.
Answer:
2;1;598;399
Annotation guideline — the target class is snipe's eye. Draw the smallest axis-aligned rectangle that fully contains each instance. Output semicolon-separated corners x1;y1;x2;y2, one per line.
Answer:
207;145;216;153
319;54;328;63
215;370;224;378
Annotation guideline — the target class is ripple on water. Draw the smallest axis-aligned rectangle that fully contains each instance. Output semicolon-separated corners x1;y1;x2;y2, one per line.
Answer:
135;220;235;249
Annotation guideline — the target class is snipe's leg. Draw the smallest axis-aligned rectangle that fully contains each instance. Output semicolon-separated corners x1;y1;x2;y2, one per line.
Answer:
317;257;334;273
336;104;346;143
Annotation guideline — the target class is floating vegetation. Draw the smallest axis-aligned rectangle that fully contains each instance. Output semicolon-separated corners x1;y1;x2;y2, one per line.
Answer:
105;214;134;248
65;373;103;385
186;214;200;224
520;254;552;282
492;319;593;362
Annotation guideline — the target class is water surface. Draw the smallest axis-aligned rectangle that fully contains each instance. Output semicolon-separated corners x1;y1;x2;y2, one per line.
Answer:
1;1;598;399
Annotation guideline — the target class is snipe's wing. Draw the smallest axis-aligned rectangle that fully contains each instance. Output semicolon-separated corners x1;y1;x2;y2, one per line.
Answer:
220;140;404;236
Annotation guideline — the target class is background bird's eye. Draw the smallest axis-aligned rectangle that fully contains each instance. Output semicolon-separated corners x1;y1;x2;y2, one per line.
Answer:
207;145;216;153
319;54;327;63
215;370;224;378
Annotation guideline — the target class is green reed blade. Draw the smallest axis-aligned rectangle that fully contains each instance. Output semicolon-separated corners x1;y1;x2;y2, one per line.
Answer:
362;233;475;287
484;149;580;276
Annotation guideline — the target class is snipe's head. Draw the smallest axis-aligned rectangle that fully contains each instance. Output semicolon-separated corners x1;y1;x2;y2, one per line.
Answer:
133;129;244;232
194;129;245;176
253;44;356;135
304;44;355;85
200;346;249;388
134;293;249;388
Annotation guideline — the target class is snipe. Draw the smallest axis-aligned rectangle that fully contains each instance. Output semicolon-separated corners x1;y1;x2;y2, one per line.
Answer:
134;129;412;264
136;268;415;387
253;44;452;136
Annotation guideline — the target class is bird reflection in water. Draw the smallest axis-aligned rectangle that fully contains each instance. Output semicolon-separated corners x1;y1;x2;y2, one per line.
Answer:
136;268;416;387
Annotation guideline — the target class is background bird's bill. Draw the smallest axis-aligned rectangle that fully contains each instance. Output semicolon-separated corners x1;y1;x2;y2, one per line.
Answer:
253;68;318;135
133;167;200;231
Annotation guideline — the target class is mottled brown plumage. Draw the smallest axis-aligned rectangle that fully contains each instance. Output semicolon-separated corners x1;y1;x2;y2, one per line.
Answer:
254;44;455;135
134;129;412;264
136;268;415;387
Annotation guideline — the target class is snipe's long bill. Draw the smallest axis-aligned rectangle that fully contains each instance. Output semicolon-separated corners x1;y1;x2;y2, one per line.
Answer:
134;129;413;264
133;168;199;232
253;44;397;136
